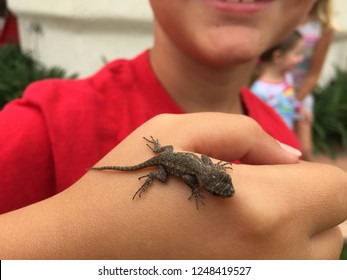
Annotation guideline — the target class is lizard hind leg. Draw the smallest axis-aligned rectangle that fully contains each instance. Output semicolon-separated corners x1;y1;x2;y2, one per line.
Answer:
132;174;153;200
132;165;168;200
143;136;174;153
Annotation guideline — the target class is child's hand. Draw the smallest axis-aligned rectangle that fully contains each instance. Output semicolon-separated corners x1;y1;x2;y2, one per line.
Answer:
1;113;346;259
299;107;313;124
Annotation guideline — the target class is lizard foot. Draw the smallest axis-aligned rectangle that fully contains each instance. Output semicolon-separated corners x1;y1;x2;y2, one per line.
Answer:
188;188;205;209
216;161;233;171
143;136;174;153
132;174;154;200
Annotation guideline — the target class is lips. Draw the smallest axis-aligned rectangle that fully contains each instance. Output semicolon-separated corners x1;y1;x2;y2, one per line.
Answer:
204;0;274;15
223;0;268;2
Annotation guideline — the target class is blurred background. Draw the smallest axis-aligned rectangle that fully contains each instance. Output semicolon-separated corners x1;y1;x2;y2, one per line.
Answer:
1;0;346;82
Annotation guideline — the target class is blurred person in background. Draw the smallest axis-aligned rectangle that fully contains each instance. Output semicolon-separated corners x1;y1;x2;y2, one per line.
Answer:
292;0;335;161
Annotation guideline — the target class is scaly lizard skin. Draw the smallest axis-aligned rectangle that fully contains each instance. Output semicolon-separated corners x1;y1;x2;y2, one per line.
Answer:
88;136;234;207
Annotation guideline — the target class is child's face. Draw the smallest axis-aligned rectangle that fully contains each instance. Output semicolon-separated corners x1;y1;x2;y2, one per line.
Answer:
149;0;316;67
280;39;305;72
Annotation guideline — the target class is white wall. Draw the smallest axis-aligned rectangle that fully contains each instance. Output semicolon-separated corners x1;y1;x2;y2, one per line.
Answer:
7;0;347;83
334;0;347;30
320;0;347;85
7;0;154;77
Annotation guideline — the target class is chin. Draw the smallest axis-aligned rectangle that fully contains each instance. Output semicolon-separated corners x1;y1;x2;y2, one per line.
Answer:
195;44;260;68
195;28;266;67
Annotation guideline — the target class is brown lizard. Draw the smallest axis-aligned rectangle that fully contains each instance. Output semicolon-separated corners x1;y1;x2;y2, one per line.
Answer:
88;136;234;207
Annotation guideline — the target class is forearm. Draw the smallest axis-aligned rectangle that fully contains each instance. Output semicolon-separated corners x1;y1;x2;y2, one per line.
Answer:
296;27;334;101
295;75;318;101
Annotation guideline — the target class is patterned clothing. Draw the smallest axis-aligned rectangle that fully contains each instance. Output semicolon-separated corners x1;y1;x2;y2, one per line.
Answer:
251;73;302;129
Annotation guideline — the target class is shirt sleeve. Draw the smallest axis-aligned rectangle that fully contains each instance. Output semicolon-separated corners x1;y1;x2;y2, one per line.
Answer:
0;96;55;214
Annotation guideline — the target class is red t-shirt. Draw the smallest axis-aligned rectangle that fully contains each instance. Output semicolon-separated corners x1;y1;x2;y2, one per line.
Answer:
0;51;299;213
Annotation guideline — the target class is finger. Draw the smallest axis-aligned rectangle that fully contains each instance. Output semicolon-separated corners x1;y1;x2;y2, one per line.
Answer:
309;227;344;259
140;113;301;165
238;162;347;237
291;163;347;236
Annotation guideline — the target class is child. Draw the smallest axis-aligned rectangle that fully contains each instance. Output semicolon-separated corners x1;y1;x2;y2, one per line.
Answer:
251;31;308;130
293;0;335;161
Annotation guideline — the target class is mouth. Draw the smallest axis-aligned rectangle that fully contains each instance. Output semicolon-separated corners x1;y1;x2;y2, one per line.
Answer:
224;0;256;2
222;0;269;2
204;0;274;15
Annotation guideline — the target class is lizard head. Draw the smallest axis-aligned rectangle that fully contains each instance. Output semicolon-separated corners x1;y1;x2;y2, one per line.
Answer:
203;171;235;198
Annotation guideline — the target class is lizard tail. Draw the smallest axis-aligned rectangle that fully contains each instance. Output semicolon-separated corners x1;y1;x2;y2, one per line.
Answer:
87;157;158;172
87;165;144;171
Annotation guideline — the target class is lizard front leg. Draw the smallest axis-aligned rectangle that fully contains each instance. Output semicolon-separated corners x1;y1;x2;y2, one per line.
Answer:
181;174;205;209
201;154;232;171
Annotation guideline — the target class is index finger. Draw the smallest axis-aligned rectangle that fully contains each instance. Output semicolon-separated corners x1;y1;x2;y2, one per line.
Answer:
137;113;301;165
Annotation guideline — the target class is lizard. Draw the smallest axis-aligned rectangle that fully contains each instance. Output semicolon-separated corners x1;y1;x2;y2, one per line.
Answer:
88;136;234;207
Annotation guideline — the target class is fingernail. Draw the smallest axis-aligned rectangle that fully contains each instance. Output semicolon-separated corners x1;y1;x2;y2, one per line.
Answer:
277;141;302;157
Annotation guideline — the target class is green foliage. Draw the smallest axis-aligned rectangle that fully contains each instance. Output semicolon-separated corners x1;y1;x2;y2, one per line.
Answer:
0;44;78;109
340;240;347;260
313;66;347;157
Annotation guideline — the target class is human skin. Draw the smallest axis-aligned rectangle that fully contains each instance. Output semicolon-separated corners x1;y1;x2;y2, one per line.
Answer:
0;113;346;259
149;0;317;114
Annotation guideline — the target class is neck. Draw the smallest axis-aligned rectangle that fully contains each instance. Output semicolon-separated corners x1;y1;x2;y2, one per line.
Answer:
149;27;255;114
258;63;285;83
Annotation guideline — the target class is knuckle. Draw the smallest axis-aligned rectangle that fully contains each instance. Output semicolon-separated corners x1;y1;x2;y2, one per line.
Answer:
238;115;264;136
240;199;286;240
149;113;176;124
